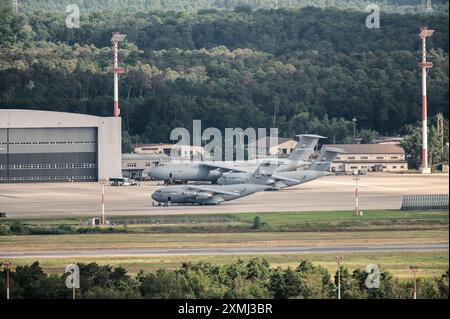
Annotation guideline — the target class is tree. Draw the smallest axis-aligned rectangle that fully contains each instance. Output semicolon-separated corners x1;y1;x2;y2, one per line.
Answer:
401;126;422;169
436;270;449;299
402;120;447;170
359;129;379;144
253;216;262;229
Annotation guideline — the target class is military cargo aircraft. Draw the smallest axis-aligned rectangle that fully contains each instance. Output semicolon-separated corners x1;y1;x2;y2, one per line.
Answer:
148;134;324;184
151;161;281;205
217;147;343;190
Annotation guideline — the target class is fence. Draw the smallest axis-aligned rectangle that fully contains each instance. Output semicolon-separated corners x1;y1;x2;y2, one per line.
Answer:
401;194;449;211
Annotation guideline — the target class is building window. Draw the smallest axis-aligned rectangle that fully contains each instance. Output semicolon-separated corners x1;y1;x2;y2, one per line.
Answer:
393;166;397;169
127;163;137;168
376;156;384;160
348;156;356;160
360;156;368;160
391;156;398;159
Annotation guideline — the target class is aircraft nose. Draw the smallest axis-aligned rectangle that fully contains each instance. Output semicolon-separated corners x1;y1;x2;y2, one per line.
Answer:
151;192;158;201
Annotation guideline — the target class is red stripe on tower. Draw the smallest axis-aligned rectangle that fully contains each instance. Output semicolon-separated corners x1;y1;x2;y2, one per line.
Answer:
111;32;126;117
418;27;434;174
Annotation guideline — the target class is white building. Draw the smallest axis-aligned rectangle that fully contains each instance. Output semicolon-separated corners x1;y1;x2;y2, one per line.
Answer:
324;144;408;173
247;137;297;158
133;143;204;159
122;153;169;179
0;109;121;183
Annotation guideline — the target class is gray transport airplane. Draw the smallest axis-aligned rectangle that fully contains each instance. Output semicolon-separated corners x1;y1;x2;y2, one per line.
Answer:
217;147;343;190
148;134;324;184
151;161;281;205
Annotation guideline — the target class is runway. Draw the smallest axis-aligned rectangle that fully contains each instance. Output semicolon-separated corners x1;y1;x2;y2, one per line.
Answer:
0;173;448;217
1;244;448;259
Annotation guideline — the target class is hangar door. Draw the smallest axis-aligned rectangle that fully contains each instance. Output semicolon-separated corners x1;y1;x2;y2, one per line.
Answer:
0;127;98;183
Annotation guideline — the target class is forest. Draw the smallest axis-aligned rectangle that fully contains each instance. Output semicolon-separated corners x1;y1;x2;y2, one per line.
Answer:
0;259;448;299
13;0;450;14
0;1;448;152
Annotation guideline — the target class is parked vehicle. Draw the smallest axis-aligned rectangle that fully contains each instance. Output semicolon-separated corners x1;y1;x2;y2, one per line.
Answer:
109;177;138;186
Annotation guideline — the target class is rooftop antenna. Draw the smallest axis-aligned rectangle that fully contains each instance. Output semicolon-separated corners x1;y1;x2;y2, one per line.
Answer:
111;32;126;117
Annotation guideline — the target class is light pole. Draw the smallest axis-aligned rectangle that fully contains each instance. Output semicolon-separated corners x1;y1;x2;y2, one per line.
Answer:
353;170;360;216
102;183;105;225
4;261;11;300
336;255;343;299
410;265;418;299
352;117;357;143
100;179;107;226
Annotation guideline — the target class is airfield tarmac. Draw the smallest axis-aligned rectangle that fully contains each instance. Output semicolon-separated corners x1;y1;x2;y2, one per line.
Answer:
0;173;448;218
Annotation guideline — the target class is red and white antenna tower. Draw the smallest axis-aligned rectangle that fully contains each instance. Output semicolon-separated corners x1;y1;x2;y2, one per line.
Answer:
111;32;126;117
418;27;434;174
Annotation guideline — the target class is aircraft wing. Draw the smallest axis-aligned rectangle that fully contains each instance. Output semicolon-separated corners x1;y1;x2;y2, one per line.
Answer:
187;185;240;196
270;174;301;183
200;162;252;173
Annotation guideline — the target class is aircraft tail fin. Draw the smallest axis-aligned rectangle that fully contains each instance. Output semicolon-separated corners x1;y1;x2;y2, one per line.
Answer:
288;134;326;162
309;147;343;172
251;160;281;177
246;160;281;185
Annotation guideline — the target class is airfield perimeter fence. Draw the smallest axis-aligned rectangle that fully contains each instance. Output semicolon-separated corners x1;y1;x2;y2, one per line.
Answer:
401;194;449;211
111;215;238;225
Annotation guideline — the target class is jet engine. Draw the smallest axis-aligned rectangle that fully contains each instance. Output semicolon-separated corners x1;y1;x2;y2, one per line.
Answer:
181;191;197;198
217;172;248;185
181;191;212;200
195;192;213;200
208;169;222;179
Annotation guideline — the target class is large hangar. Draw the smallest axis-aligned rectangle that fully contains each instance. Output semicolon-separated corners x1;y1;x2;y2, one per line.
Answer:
0;109;121;183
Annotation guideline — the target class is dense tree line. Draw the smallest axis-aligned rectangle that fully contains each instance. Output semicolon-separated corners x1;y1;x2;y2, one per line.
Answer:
0;260;448;299
14;0;450;14
402;115;449;169
0;3;448;147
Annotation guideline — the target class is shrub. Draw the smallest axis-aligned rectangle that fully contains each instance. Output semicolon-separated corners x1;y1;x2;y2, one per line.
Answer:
0;224;10;236
9;222;30;235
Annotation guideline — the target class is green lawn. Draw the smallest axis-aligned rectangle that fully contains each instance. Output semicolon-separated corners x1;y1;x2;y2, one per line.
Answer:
2;210;448;233
2;210;447;280
237;210;449;224
1;229;448;251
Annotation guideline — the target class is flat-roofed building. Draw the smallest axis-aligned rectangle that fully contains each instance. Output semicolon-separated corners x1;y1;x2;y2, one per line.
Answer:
133;143;204;159
122;153;169;179
323;144;408;173
247;137;297;158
